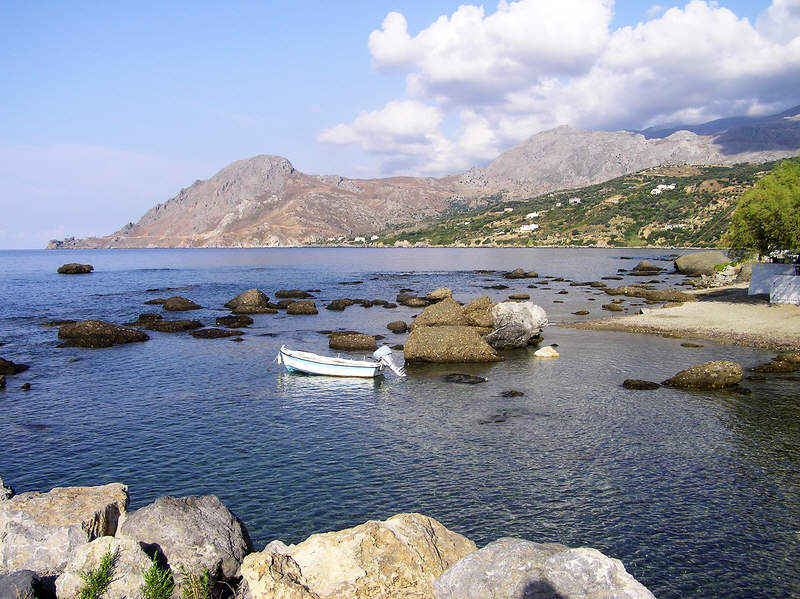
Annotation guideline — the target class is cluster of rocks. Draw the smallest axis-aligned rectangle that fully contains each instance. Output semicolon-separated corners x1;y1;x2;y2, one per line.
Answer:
0;479;654;599
402;290;549;363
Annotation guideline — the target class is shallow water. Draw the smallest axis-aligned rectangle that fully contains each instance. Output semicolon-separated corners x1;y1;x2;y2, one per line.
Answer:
1;248;798;598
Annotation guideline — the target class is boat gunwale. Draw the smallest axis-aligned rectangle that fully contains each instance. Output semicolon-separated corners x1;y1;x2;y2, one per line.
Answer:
279;345;380;369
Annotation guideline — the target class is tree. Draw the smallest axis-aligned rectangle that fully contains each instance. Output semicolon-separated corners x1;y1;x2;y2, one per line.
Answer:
724;158;800;258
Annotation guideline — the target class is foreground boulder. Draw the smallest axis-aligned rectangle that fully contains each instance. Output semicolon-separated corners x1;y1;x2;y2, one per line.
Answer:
433;537;654;599
57;320;149;348
410;298;470;330
0;483;128;576
55;537;150;599
404;326;501;363
162;296;202;311
485;302;548;349
329;332;377;351
662;360;743;390
674;250;728;276
57;263;93;274
241;513;475;599
118;495;252;585
224;289;273;314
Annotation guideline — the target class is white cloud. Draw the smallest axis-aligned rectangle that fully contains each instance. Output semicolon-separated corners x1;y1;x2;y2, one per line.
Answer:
321;0;800;176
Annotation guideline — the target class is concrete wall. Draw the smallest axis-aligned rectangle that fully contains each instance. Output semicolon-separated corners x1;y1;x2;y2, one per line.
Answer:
749;263;796;294
770;275;800;305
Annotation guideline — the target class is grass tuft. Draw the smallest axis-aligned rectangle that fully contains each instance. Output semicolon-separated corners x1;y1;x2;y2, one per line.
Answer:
141;554;175;599
76;547;116;599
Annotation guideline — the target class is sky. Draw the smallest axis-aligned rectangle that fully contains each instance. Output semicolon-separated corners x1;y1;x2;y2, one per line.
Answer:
1;0;798;249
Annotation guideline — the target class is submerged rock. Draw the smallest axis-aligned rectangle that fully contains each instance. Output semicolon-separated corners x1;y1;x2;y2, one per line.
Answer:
662;360;743;390
241;513;475;599
503;268;538;279
433;537;655;599
124;313;163;326
57;320;149;348
118;495;252;586
216;314;254;328
602;303;624;312
191;328;241;339
623;379;660;390
0;357;29;375
162;296;202;311
397;292;430;308
0;483;128;577
145;319;203;333
326;298;354;311
387;320;408;334
442;373;488;384
632;260;665;273
752;352;800;373
56;263;93;274
275;289;313;299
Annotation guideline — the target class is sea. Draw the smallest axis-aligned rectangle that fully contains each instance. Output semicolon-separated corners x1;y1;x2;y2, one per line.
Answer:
1;247;798;598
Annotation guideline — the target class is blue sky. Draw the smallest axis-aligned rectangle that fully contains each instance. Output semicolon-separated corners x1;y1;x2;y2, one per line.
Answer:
1;0;796;248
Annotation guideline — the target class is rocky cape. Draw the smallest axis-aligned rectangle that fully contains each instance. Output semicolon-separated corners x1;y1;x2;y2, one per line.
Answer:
49;106;800;249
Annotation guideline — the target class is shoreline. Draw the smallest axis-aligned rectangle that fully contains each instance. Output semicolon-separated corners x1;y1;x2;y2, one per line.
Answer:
565;284;800;352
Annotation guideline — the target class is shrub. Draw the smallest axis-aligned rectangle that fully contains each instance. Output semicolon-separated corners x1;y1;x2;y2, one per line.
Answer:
77;548;116;599
142;555;174;599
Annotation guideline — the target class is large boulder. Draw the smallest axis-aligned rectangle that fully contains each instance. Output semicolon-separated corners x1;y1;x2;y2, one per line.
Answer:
117;495;252;585
433;537;655;599
57;320;149;348
426;288;452;302
485;302;548;349
674;250;729;276
241;513;475;599
329;332;377;351
0;483;128;577
0;571;42;599
662;360;743;390
404;326;501;363
57;263;93;274
162;296;202;311
462;296;494;328
55;537;150;599
224;289;272;314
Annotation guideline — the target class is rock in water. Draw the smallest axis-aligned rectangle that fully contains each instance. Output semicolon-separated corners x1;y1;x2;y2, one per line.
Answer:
387;320;408;334
533;346;559;358
674;250;729;276
162;296;202;311
0;483;128;577
191;328;241;339
410;298;469;330
57;263;93;274
145;320;203;333
329;332;377;351
57;320;149;348
224;289;272;313
240;513;475;599
623;379;660;390
286;300;318;315
662;360;743;390
117;495;252;585
216;314;254;328
426;288;452;302
486;302;548;349
404;326;502;363
632;260;664;273
442;373;488;384
275;289;313;299
0;358;29;375
55;537;150;599
433;537;655;599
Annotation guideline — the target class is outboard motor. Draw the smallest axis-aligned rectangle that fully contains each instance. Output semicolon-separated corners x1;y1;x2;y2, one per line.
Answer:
373;345;406;377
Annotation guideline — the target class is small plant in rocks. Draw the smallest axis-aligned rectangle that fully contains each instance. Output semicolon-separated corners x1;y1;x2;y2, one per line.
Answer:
76;548;116;599
141;554;174;599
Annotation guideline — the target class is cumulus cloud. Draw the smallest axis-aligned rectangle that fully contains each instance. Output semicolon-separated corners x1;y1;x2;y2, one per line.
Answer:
321;0;800;176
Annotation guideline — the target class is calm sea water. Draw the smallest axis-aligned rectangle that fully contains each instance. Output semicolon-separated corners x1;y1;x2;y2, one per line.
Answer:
1;248;798;598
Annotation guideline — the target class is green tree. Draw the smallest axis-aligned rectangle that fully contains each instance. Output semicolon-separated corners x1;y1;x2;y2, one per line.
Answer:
724;158;800;257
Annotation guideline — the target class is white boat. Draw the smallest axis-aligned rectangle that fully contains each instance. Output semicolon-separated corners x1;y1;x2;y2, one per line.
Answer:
277;345;405;378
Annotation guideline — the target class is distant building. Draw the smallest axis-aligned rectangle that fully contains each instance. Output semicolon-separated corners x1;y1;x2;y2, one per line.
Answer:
555;202;562;207
370;235;379;240
568;197;582;204
519;224;539;232
503;207;514;213
662;223;688;230
650;183;676;195
354;237;366;242
526;212;539;219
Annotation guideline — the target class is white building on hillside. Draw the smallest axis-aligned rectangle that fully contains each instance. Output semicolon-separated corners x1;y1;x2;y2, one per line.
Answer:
526;212;540;219
568;197;582;204
519;223;539;232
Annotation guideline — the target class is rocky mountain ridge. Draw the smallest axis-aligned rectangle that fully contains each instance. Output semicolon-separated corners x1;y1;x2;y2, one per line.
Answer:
49;106;800;248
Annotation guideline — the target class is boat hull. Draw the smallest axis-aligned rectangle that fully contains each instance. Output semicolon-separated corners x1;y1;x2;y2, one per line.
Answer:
279;347;382;378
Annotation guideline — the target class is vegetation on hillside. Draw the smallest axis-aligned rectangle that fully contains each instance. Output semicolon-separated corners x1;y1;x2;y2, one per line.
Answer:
724;157;800;257
373;162;781;248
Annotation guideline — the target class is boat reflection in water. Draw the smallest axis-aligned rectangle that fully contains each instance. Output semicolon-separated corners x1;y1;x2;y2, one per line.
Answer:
275;370;384;398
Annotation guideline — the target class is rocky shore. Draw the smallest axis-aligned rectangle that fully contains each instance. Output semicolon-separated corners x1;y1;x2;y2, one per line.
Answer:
0;478;655;599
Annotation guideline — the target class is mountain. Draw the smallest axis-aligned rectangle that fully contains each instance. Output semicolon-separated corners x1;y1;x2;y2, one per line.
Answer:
637;104;800;139
49;106;800;249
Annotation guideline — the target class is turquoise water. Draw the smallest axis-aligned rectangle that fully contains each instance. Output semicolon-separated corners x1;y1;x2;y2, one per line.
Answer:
1;248;798;598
